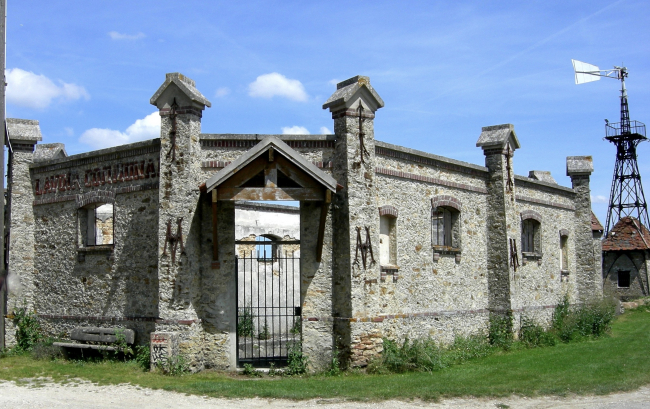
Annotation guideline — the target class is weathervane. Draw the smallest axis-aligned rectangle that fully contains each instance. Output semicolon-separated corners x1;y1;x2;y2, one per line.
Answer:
572;60;649;234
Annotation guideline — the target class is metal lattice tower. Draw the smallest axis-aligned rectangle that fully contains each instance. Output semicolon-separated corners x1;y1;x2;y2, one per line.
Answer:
572;60;649;235
604;72;648;234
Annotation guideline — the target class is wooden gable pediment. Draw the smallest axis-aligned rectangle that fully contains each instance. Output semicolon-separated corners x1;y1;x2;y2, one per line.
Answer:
205;136;337;201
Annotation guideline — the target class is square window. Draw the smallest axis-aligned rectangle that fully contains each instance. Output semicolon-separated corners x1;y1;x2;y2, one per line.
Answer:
618;271;631;288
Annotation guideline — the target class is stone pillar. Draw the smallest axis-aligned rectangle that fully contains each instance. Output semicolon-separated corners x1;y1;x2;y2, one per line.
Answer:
566;156;601;301
323;75;384;367
150;73;211;366
476;124;521;324
300;201;333;371
4;118;42;346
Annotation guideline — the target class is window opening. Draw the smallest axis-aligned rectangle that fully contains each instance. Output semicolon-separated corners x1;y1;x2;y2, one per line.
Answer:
618;270;631;288
256;236;276;261
560;235;568;270
521;219;539;253
431;207;453;247
379;215;396;265
86;203;114;246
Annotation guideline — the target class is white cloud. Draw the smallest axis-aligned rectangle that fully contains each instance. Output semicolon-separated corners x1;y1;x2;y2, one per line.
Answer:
64;127;74;137
282;126;310;135
328;79;340;86
248;73;308;102
80;112;160;149
108;31;145;40
215;87;230;97
591;195;609;204
6;68;89;109
319;126;333;134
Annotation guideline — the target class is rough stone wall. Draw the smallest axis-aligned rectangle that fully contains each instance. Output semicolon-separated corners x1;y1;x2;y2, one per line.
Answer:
328;102;383;367
5;149;37;345
570;175;601;301
5;140;161;346
300;201;334;370
511;178;579;325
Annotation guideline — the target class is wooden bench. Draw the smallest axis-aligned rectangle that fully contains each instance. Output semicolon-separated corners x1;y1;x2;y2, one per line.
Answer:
53;327;135;351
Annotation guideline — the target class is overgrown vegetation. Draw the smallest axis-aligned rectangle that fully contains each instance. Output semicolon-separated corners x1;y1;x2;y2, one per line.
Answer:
371;294;616;374
11;307;42;352
0;301;648;400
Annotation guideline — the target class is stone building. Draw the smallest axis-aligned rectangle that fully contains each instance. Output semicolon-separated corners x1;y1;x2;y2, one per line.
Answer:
2;73;603;370
602;217;650;300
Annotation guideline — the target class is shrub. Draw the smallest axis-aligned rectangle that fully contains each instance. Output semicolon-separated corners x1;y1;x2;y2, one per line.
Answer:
12;307;42;352
519;317;556;348
489;312;513;350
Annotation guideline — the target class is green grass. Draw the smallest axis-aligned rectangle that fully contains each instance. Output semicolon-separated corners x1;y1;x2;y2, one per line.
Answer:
1;306;650;401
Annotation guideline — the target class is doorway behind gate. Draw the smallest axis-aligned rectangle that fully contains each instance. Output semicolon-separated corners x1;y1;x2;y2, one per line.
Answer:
236;236;301;367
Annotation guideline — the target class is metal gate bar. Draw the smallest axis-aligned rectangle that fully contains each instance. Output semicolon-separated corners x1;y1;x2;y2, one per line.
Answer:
236;240;300;367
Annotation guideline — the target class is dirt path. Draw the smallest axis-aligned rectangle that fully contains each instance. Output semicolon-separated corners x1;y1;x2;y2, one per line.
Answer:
1;380;649;408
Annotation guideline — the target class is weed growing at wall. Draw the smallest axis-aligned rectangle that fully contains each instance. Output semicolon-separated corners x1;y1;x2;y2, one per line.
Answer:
552;294;616;342
31;338;64;361
325;346;341;376
489;312;513;350
135;345;151;371
258;319;270;340
111;330;134;361
12;307;42;352
156;354;189;376
519;317;556;348
285;341;308;376
242;363;263;377
237;306;255;338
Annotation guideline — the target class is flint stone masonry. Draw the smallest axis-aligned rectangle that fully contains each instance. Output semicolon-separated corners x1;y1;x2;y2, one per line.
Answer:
3;72;603;371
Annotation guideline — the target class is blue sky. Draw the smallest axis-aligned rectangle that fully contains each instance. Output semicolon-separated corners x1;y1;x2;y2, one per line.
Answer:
5;0;650;226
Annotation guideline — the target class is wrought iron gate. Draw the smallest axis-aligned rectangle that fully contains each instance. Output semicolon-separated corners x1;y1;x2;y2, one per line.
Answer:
236;239;301;367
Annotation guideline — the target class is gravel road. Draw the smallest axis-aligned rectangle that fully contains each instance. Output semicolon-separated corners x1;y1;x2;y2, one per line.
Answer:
1;380;649;408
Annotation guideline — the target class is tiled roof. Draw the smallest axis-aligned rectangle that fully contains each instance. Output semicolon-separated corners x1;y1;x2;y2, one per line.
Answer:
591;211;604;232
602;217;650;251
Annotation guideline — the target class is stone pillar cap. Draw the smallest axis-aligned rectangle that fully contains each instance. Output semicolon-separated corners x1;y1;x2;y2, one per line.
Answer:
528;170;557;184
566;156;593;176
476;124;520;150
34;143;67;162
7;118;42;143
322;75;384;113
150;72;212;109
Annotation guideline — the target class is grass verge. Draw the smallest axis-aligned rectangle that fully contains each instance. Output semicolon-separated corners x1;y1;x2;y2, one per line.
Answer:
1;306;649;401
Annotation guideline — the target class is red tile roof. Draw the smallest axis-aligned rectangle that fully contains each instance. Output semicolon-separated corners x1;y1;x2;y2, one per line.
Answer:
591;211;604;232
602;217;650;251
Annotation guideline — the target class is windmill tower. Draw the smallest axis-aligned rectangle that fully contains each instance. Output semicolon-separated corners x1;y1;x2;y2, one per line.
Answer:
572;60;649;235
